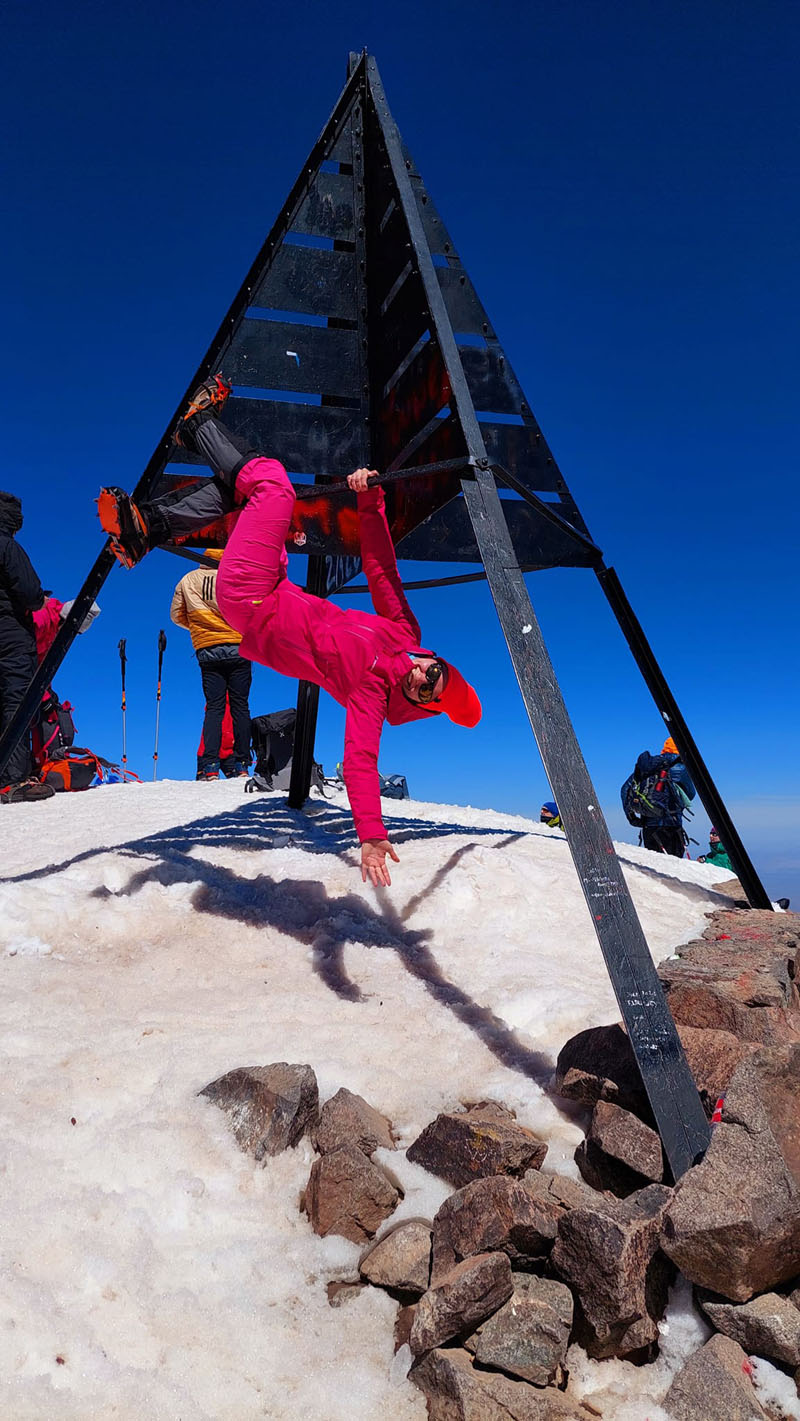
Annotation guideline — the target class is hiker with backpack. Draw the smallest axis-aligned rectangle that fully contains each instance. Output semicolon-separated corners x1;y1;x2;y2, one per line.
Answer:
0;490;55;804
620;735;696;857
97;375;482;887
169;555;252;781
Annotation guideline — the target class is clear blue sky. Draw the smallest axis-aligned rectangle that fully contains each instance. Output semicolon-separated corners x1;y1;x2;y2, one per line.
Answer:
3;0;798;901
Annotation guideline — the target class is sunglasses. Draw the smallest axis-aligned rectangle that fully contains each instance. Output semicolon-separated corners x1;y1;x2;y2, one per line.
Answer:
416;658;446;704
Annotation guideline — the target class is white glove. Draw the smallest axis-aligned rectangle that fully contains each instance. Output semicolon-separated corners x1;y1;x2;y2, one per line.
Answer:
61;599;102;633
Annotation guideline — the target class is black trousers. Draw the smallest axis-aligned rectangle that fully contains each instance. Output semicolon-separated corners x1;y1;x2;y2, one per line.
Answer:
196;644;252;767
143;415;255;545
0;621;36;784
642;824;687;858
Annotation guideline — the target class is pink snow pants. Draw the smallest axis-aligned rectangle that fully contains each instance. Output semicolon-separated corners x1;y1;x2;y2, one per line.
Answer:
215;457;295;638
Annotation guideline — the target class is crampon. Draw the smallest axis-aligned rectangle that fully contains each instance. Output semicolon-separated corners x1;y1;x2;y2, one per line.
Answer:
97;487;150;568
173;372;232;446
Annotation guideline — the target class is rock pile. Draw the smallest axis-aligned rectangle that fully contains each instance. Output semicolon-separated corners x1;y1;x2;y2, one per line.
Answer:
198;907;800;1419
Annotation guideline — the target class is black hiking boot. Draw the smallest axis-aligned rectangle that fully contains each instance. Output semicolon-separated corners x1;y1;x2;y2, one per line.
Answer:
174;373;232;448
97;487;151;568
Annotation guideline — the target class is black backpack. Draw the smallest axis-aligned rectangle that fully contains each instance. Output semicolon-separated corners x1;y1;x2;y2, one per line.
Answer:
247;709;325;794
32;691;76;770
622;753;686;829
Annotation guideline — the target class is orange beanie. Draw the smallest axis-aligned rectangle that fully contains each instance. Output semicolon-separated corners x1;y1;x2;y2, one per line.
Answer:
437;662;482;728
662;736;678;755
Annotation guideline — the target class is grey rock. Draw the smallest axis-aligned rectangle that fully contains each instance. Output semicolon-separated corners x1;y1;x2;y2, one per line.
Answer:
663;1332;770;1420
701;1291;800;1366
359;1220;432;1295
407;1102;547;1188
304;1144;400;1243
465;1274;573;1387
663;1043;800;1300
312;1087;395;1157
409;1251;513;1355
410;1346;585;1420
199;1062;318;1159
551;1183;673;1359
575;1100;663;1197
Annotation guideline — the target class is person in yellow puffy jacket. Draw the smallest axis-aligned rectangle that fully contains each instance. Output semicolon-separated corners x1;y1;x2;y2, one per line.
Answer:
170;554;252;780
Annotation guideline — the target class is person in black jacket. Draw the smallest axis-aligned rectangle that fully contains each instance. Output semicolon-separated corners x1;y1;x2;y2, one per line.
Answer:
0;491;54;802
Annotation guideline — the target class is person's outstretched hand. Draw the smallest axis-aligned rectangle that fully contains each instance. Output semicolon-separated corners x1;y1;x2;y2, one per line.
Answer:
360;838;400;887
347;467;379;493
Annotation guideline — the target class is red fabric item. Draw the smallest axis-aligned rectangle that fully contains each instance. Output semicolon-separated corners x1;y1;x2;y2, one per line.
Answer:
216;460;480;842
32;597;64;663
198;701;235;760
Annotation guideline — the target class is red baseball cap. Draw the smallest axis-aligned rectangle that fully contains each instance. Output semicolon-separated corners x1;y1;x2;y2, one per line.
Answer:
436;661;482;728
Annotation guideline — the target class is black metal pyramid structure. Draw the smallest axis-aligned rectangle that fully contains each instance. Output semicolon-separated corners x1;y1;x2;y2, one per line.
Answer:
0;51;774;1176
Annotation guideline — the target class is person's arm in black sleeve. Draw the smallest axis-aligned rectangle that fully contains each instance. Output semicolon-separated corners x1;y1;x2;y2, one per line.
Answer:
2;539;45;611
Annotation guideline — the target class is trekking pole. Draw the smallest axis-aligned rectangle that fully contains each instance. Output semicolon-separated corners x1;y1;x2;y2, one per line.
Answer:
118;638;127;773
152;629;167;781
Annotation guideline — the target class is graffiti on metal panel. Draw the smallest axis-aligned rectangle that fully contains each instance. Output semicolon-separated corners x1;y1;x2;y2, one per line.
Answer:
325;554;362;594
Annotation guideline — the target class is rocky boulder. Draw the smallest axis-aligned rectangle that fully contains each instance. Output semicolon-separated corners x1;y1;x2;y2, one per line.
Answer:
304;1144;400;1243
676;1023;760;1108
199;1062;318;1159
464;1274;573;1387
359;1220;432;1295
700;1291;800;1367
658;909;800;1045
410;1347;585;1420
554;1023;650;1119
430;1174;561;1284
663;1043;800;1300
407;1101;547;1188
312;1087;395;1158
409;1251;513;1355
551;1183;673;1359
663;1332;771;1420
574;1100;663;1197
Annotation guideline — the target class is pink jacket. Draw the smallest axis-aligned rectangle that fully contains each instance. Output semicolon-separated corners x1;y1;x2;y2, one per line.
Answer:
236;486;433;842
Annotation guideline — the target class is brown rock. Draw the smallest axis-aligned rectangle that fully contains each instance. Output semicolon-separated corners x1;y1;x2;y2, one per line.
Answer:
701;1292;800;1366
394;1303;416;1353
551;1183;673;1359
359;1220;432;1295
676;1023;760;1107
199;1062;318;1159
407;1103;547;1188
575;1100;663;1197
554;1023;650;1119
409;1252;513;1354
304;1144;400;1243
326;1280;366;1307
410;1347;585;1419
431;1175;559;1284
465;1274;573;1387
312;1087;395;1157
663;1043;800;1301
521;1169;604;1213
658;909;800;1045
663;1332;770;1420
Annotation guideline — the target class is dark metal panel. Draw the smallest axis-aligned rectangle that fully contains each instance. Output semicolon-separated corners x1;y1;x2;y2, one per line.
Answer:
375;339;451;466
223;319;359;399
167;398;364;477
395;497;598;567
410;177;451;256
252;245;357;321
290;171;355;241
481;423;574;496
437;267;493;336
461;345;527;415
374;279;430;389
461;470;711;1179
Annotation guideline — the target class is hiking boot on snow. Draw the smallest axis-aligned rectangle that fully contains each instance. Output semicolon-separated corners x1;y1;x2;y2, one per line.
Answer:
174;373;232;448
97;487;150;568
196;764;220;781
0;778;56;805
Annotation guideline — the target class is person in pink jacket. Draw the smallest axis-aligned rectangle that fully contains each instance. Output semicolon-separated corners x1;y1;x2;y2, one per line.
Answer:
98;377;481;886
